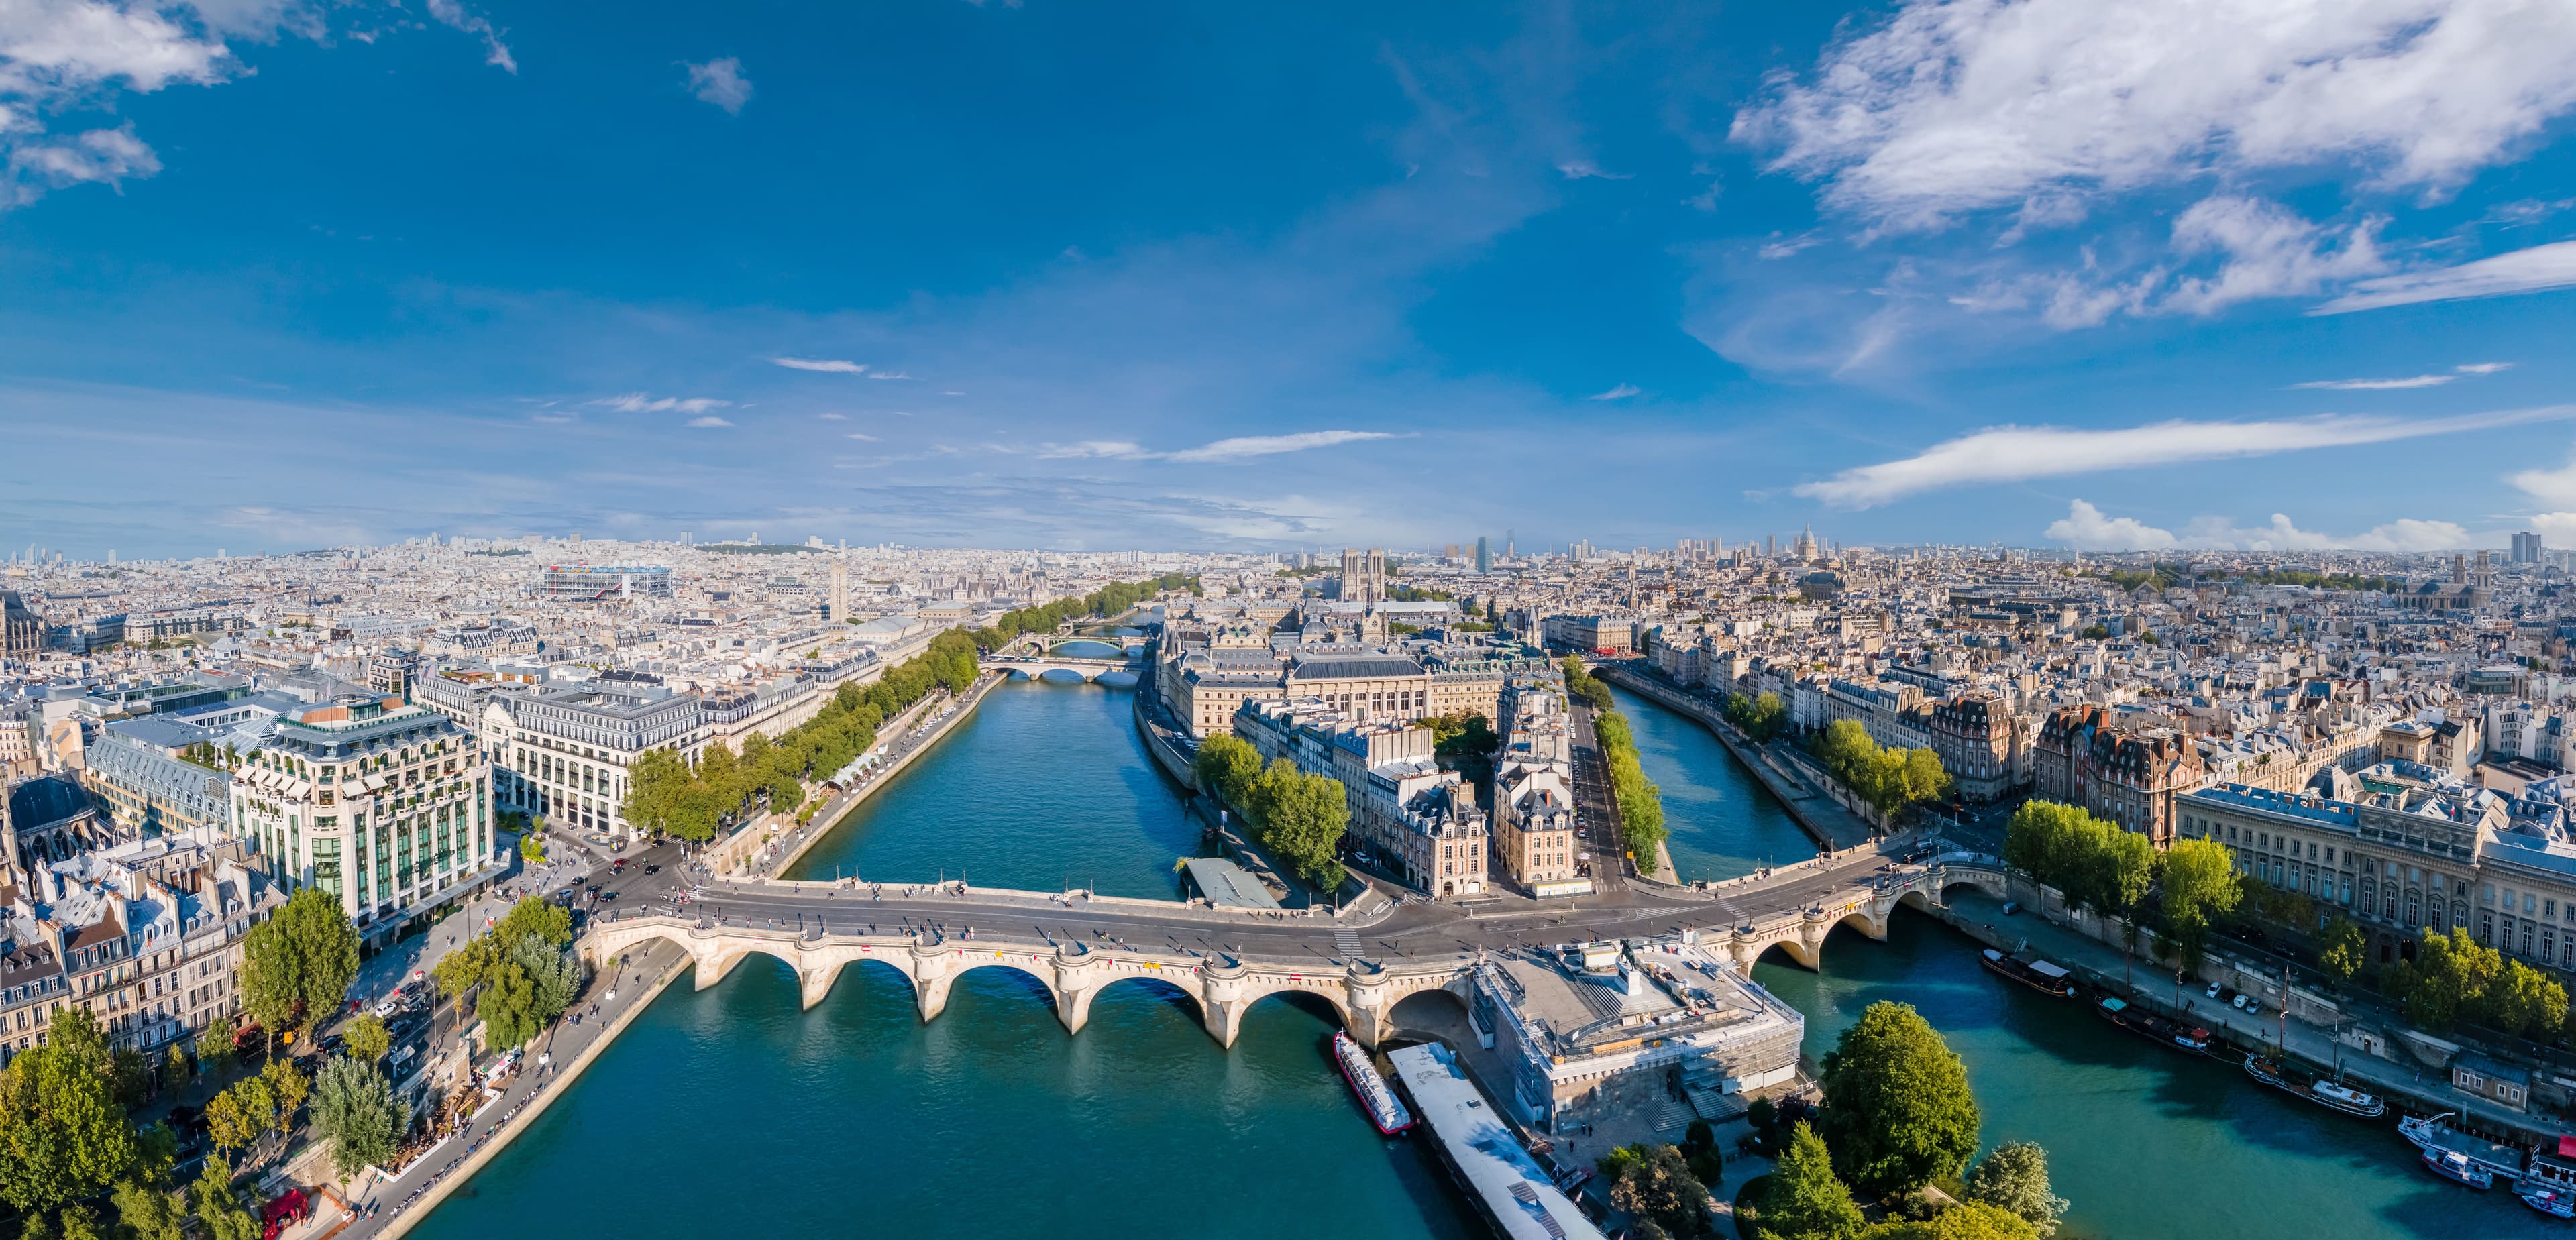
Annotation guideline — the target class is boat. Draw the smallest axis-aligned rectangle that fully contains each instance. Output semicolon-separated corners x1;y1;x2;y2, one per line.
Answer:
2400;1113;2526;1184
2424;1148;2496;1190
2521;1188;2576;1219
2242;1054;2387;1118
1979;948;2076;997
1332;1032;1415;1136
2094;996;2214;1056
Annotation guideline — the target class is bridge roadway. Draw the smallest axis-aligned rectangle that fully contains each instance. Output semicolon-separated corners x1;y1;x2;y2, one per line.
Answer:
580;836;2006;1048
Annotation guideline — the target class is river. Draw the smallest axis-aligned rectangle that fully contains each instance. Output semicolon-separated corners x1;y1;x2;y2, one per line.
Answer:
406;677;2552;1240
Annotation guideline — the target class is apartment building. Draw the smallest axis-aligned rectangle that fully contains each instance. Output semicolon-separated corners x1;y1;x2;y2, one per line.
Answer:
2035;704;2206;844
1492;677;1589;897
229;695;496;933
488;676;703;841
1232;698;1490;899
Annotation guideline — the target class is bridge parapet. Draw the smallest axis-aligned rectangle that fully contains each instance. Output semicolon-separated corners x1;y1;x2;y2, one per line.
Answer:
581;916;1468;1049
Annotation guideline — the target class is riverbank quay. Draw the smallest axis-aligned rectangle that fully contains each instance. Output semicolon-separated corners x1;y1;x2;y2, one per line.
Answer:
1919;860;2576;1151
336;936;694;1240
1592;663;1874;854
724;671;1002;879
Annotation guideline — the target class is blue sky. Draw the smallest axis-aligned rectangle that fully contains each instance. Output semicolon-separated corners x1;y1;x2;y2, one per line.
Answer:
5;0;2576;558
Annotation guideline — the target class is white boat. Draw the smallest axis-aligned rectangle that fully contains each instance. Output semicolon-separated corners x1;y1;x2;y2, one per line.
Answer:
2521;1187;2576;1219
1332;1033;1415;1136
2400;1113;2524;1183
2425;1148;2496;1190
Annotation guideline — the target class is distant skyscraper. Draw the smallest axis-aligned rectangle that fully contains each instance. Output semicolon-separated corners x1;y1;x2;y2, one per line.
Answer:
1475;535;1491;573
2512;531;2543;563
829;557;851;622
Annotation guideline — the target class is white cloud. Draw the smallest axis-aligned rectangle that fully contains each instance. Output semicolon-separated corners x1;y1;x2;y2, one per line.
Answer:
843;431;877;442
1161;430;1397;463
2160;196;2384;315
1036;441;1147;460
1733;0;2576;233
2294;375;2453;390
685;415;733;428
1588;383;1640;401
1796;406;2575;507
2045;500;2177;551
6;123;157;196
684;56;750;115
2311;239;2576;314
424;0;514;73
867;370;914;380
1556;161;1631;181
816;412;846;420
588;392;732;414
2510;448;2576;508
771;356;863;373
2045;500;2471;552
2456;361;2514;375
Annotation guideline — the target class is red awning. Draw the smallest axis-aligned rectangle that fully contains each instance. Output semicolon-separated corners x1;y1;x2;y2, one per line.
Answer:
2557;1135;2576;1159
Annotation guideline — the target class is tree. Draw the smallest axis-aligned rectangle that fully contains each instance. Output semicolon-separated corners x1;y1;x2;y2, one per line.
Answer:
343;1014;391;1063
1819;1002;1981;1198
111;1180;186;1240
260;1058;308;1122
435;895;575;1004
311;1057;410;1181
1964;1142;2065;1237
241;887;360;1044
1758;1122;1864;1240
158;1046;190;1097
1607;1143;1713;1238
1680;1119;1725;1188
2489;960;2570;1037
109;1048;150;1110
519;832;546;862
1194;733;1264;809
2316;918;2369;982
187;1160;260;1240
1246;758;1350;893
0;1014;139;1215
1864;1202;2039;1240
2154;838;2241;970
201;1078;272;1157
55;1206;101;1240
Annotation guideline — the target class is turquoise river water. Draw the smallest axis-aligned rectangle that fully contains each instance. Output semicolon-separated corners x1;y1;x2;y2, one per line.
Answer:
407;677;2555;1240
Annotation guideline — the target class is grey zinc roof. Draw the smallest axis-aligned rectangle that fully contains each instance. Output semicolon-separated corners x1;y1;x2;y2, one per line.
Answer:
1290;655;1425;681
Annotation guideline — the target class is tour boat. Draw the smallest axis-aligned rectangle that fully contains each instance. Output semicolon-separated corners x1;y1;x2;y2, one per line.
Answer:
1978;948;2075;998
1332;1033;1415;1136
2424;1148;2496;1190
2521;1188;2576;1219
2400;1113;2526;1185
2094;996;2214;1056
2242;1054;2387;1119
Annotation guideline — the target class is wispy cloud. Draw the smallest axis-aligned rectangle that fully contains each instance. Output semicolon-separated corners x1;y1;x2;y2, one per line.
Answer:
816;412;846;420
1556;161;1631;181
684;57;752;114
686;416;733;428
1163;430;1398;463
772;357;863;373
867;370;915;381
843;432;878;442
2312;241;2576;314
2293;375;2455;390
590;392;732;414
1797;406;2576;508
1037;441;1147;459
427;0;517;74
2293;362;2514;390
1588;383;1642;401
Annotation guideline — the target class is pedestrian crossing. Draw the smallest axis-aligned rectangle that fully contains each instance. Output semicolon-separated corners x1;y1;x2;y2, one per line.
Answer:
1334;928;1365;960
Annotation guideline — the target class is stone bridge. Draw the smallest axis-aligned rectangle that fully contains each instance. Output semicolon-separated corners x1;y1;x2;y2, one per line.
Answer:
580;857;2012;1046
582;917;1474;1048
1709;856;2008;972
1000;658;1139;683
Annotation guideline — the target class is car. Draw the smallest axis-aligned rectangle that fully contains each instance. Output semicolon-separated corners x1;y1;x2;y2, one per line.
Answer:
643;864;661;875
2205;982;2223;998
2231;994;2251;1011
372;997;400;1019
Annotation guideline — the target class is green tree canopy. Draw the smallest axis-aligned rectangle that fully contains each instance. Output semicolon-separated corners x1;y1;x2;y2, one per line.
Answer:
1758;1122;1865;1240
311;1057;411;1181
1864;1202;2040;1240
1819;1002;1981;1199
2155;838;2242;970
1193;733;1263;809
0;1011;138;1215
2316;917;2368;982
1605;1143;1713;1239
241;887;360;1043
1964;1142;2065;1237
343;1014;392;1063
1246;758;1350;893
186;1159;259;1240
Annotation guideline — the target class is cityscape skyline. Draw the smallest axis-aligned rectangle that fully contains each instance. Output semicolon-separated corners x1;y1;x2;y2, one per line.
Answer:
5;2;2576;557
